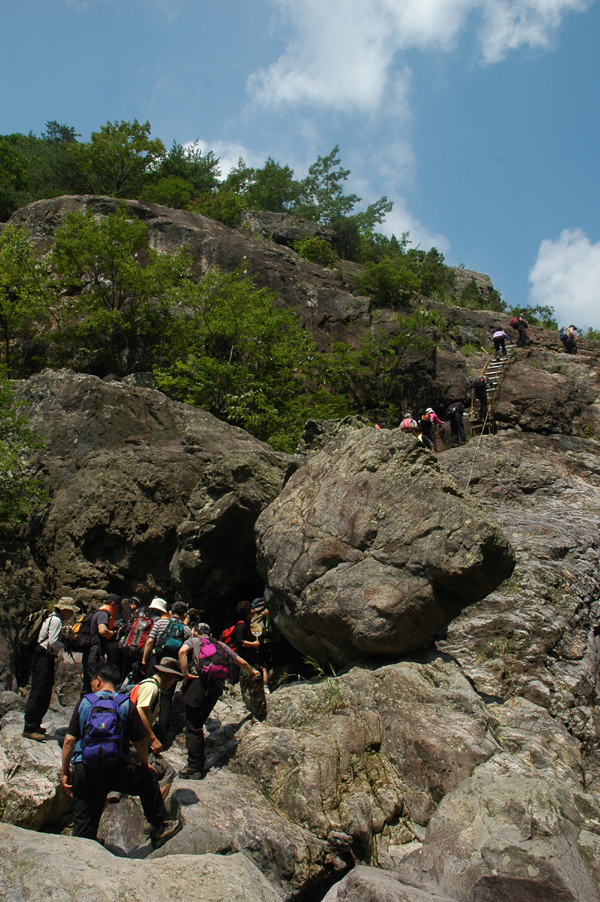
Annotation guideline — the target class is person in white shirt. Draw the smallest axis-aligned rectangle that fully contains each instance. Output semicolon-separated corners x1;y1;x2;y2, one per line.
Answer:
23;597;80;741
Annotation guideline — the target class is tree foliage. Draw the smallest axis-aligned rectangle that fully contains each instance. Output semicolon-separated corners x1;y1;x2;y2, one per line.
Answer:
0;371;48;534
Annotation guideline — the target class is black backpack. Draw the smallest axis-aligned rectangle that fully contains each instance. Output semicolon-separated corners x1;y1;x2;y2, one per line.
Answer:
64;611;95;650
15;609;51;687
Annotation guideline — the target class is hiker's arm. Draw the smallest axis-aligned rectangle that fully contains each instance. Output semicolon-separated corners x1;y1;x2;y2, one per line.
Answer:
234;654;261;676
47;616;64;653
141;636;155;666
97;622;114;640
134;738;151;768
241;638;260;650
178;645;196;682
61;734;76;797
136;706;162;754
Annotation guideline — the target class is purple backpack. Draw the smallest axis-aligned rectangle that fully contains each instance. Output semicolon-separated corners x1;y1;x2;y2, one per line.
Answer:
194;637;231;680
80;693;128;768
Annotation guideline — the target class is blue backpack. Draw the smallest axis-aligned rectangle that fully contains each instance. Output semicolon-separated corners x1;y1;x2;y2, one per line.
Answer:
156;617;185;655
80;692;129;768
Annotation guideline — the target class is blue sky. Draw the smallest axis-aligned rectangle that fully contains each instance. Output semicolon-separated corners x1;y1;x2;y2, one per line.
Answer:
1;0;599;326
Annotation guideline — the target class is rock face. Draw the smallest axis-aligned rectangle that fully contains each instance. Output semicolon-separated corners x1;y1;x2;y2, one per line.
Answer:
241;210;337;248
256;428;515;665
323;867;459;902
7;196;371;349
6;368;288;613
0;823;282;902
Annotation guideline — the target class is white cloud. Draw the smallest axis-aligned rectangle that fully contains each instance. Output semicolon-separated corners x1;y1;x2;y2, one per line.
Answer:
529;229;600;328
249;0;590;110
381;200;450;254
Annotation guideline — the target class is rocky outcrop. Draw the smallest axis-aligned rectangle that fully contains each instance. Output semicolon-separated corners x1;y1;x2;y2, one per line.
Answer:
241;210;337;248
256;428;515;665
0;823;282;902
397;698;600;902
7;369;288;612
7;196;371;348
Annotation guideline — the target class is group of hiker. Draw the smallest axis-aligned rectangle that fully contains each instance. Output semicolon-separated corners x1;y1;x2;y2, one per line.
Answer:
19;591;278;848
399;403;468;449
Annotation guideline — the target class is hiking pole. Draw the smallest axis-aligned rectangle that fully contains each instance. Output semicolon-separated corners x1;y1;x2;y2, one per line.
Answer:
67;649;83;679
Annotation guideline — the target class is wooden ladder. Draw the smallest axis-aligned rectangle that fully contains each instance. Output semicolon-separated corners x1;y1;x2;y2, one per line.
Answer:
470;341;516;436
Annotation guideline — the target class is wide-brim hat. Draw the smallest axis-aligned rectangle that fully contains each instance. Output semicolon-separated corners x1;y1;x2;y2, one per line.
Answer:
154;657;182;678
149;597;168;614
55;597;80;614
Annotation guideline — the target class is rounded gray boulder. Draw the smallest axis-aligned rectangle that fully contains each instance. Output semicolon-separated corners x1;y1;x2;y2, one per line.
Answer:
256;429;515;665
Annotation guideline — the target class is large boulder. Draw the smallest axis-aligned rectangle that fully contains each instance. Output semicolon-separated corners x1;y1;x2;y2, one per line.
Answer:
396;698;600;902
256;428;515;665
8;369;288;611
0;711;71;829
230;659;499;857
150;772;343;901
323;866;459;902
0;823;282;902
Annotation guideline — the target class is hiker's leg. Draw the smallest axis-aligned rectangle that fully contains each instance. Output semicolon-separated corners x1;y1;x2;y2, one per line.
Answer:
185;703;206;772
71;764;109;840
24;652;54;733
117;762;166;828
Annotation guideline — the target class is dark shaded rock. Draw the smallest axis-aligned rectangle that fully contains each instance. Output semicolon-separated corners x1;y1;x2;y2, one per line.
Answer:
256;428;515;665
9;369;288;610
171;449;289;608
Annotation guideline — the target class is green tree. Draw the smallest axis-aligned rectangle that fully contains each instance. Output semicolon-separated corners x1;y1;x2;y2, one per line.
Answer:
354;259;420;307
294;146;361;225
69;119;165;198
0;371;48;533
154;269;343;451
150;141;220;195
0;138;29;220
245;158;300;212
189;190;250;227
141;176;195;208
323;308;443;417
47;207;190;374
293;237;337;266
0;226;49;375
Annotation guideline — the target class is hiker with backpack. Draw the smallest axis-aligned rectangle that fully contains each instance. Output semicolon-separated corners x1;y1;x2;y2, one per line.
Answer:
22;597;80;742
445;401;466;446
130;656;182;797
418;412;437;452
81;595;121;695
141;601;191;743
472;376;489;421
118;597;165;685
560;324;578;354
490;326;511;359
512;311;530;348
400;413;418;434
178;622;261;779
60;663;181;849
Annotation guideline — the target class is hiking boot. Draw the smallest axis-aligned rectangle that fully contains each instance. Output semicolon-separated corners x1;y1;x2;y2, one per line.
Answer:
22;731;46;742
179;765;204;780
150;819;182;849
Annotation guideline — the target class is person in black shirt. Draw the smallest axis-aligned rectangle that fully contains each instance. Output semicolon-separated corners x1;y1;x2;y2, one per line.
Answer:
61;663;181;849
81;595;120;694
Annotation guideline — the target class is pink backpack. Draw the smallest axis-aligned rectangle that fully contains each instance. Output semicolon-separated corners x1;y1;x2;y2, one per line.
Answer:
193;637;231;680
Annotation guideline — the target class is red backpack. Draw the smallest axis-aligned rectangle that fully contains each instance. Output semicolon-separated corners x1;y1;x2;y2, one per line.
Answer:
119;612;154;659
510;316;519;328
220;620;245;649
